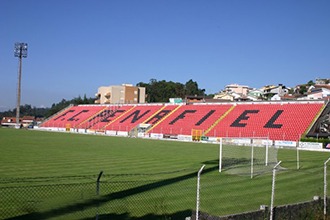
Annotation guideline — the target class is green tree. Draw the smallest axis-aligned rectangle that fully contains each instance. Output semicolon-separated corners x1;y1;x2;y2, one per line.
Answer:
184;79;205;96
0;95;94;119
307;80;314;86
299;85;307;95
136;78;207;103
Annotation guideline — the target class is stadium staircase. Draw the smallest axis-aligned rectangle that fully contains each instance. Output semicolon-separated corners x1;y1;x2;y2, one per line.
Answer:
306;100;330;138
75;106;109;130
103;105;137;131
204;105;236;136
142;105;168;124
145;105;182;134
104;105;164;131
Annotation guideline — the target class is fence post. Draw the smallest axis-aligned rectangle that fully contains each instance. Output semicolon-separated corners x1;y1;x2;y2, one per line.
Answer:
96;171;103;220
324;158;330;218
251;144;254;179
196;165;205;220
219;138;222;173
265;137;269;166
96;171;103;195
270;161;281;220
297;146;300;170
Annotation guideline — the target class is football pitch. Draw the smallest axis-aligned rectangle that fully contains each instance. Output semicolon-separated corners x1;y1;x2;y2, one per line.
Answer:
1;128;330;219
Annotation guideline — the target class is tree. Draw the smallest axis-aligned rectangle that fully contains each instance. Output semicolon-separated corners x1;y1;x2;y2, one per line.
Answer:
0;95;96;119
184;79;205;96
46;95;95;117
0;104;49;119
299;85;307;95
307;80;314;86
136;78;207;103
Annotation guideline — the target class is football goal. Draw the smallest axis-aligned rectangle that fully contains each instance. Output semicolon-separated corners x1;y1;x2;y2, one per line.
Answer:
218;137;279;178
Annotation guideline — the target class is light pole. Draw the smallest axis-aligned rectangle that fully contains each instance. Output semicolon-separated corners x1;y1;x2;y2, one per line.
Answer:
14;42;28;129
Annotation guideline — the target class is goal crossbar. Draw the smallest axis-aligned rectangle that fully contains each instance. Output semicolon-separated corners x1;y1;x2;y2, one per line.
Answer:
219;137;277;178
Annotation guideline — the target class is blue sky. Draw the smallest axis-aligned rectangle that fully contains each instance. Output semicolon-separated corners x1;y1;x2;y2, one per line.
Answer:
1;0;330;110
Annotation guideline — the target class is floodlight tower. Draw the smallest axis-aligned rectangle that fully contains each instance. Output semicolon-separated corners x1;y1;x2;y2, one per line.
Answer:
14;42;28;129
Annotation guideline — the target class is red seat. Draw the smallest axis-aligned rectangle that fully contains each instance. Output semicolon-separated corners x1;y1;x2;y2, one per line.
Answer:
149;104;232;135
40;102;324;141
104;104;164;131
41;105;105;128
208;102;324;141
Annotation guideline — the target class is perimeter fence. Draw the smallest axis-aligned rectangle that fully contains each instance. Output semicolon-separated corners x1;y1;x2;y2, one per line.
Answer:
0;170;197;220
1;163;330;220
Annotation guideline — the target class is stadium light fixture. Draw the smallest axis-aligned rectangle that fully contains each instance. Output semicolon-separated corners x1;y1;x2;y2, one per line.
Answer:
14;42;28;129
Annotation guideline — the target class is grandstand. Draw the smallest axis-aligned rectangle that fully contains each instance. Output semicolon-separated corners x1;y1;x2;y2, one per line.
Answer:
147;103;233;136
39;100;329;142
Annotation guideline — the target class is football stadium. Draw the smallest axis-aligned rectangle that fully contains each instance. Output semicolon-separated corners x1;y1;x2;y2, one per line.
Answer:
3;1;330;219
1;99;330;220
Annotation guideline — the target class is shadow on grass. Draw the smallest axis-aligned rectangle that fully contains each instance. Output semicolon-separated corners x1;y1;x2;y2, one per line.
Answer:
7;210;192;220
6;166;218;220
203;157;284;177
203;157;250;171
203;157;250;166
88;210;192;220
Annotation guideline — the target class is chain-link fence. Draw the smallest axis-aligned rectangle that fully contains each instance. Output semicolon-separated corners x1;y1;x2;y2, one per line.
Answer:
0;170;197;220
1;163;329;220
196;162;329;220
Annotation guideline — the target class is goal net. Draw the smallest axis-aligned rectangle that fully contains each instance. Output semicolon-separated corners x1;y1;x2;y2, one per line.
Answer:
219;137;279;178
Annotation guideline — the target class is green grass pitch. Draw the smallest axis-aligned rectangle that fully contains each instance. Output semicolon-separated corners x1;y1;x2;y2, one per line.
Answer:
1;128;330;219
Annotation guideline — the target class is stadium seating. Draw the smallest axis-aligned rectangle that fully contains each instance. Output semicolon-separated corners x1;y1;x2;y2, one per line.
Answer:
207;102;324;141
104;104;164;131
148;104;233;135
40;101;324;141
84;105;135;130
41;105;106;128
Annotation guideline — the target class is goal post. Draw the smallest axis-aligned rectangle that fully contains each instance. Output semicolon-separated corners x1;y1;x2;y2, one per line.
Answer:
219;137;278;177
